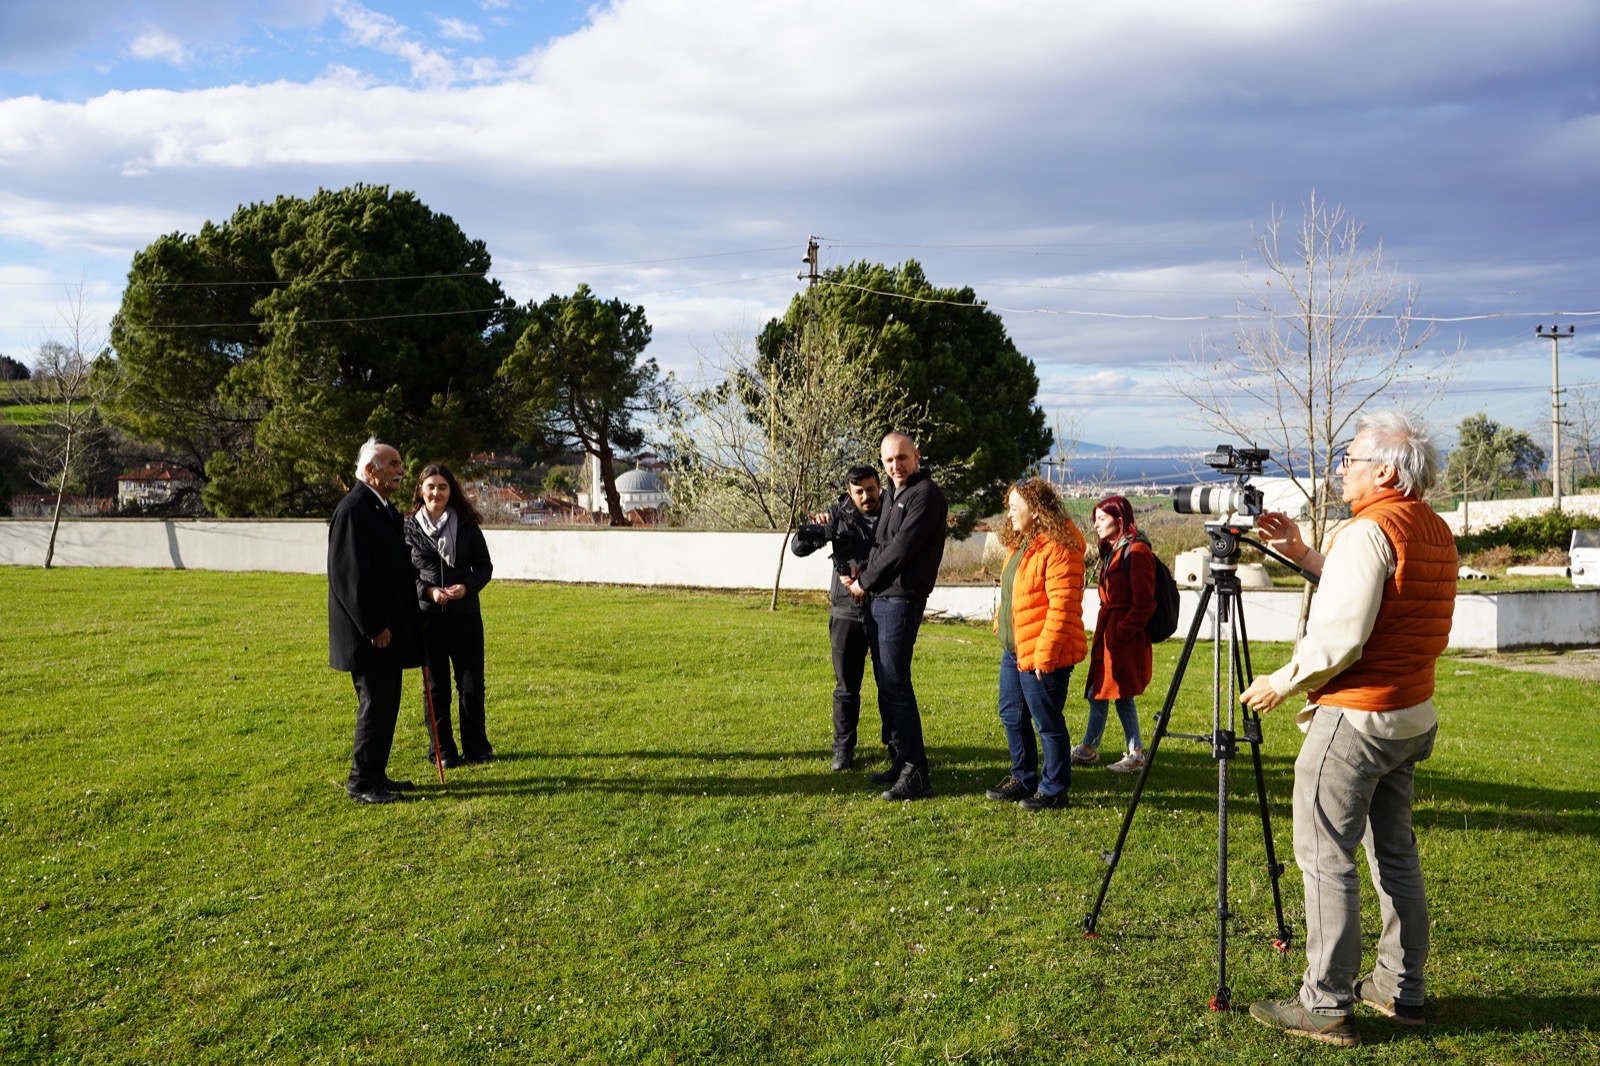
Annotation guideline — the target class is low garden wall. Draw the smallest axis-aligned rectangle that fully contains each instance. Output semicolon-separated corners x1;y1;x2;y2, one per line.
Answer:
6;518;1599;650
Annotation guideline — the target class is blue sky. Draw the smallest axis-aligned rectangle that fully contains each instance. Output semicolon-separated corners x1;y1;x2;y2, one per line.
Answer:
2;0;1598;453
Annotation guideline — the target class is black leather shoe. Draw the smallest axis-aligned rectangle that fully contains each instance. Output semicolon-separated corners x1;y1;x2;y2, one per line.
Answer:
431;753;463;769
831;750;854;772
346;787;401;804
1018;790;1069;812
383;778;416;791
464;751;494;764
881;765;933;801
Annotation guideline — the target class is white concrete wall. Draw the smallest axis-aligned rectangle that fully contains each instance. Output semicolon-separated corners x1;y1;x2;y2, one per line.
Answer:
0;519;839;590
1439;493;1600;534
6;519;1600;649
0;518;328;572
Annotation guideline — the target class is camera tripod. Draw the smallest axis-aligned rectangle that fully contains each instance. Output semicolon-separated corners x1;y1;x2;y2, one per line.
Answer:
1081;521;1316;1011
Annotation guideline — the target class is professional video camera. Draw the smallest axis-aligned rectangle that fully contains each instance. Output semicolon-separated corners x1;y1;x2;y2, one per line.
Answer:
1171;444;1270;525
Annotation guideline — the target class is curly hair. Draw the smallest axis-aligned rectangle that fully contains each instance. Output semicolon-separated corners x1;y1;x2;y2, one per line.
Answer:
410;463;485;527
999;478;1086;553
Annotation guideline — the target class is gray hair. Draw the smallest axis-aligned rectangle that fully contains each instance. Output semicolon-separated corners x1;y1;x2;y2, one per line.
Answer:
354;436;390;481
1355;410;1440;497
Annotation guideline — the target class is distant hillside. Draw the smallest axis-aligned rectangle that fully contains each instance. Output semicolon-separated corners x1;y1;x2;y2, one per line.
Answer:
1065;443;1200;458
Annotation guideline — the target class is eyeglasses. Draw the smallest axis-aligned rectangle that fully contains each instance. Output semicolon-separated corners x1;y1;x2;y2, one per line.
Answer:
1335;447;1376;471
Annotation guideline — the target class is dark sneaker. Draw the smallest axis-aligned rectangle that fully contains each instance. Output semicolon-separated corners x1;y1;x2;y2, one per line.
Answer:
1018;790;1069;812
1249;998;1360;1046
985;775;1032;802
881;765;933;801
1354;974;1424;1026
831;750;854;772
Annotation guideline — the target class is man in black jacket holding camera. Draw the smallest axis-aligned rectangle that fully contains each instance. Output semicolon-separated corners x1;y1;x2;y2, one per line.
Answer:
791;464;885;772
844;432;947;801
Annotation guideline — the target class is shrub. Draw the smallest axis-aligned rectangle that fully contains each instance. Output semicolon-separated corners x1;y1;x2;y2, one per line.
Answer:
1455;508;1600;558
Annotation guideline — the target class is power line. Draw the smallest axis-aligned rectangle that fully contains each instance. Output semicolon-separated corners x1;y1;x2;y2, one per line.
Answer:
0;246;798;290
819;280;1600;325
0;271;798;332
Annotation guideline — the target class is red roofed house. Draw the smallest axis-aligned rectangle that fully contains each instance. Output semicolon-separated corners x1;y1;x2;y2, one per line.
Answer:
117;464;202;511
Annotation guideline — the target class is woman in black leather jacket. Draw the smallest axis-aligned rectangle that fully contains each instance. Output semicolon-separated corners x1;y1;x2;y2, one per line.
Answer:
404;463;495;766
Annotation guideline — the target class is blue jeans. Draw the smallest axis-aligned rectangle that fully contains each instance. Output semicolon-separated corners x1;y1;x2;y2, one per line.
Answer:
868;595;927;772
1083;697;1141;752
997;651;1074;796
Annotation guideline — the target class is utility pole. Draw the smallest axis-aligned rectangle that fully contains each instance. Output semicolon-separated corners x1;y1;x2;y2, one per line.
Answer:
768;236;824;610
1536;324;1575;511
801;235;820;371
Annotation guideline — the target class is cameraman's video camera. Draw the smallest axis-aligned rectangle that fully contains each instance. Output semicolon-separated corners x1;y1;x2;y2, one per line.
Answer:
1172;444;1269;524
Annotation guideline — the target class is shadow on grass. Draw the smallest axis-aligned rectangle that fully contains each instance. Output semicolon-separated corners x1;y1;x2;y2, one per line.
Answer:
403;744;1291;804
412;747;1600;837
1365;994;1600;1039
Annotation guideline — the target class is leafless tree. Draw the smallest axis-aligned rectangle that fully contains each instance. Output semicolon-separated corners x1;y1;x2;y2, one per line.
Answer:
29;285;108;568
1565;383;1600;484
659;324;924;608
1173;192;1453;628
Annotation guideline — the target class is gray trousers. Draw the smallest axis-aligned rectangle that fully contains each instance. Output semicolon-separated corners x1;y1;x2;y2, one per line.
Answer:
1293;705;1437;1016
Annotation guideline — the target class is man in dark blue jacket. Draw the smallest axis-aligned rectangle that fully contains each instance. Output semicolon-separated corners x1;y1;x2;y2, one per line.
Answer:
328;438;423;804
844;432;947;800
791;464;885;772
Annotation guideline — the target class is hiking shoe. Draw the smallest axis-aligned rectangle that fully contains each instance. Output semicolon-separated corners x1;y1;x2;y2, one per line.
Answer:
1354;974;1424;1026
1248;998;1360;1047
869;763;904;785
1107;751;1146;774
985;775;1032;802
1018;790;1069;812
881;765;933;801
1069;744;1099;766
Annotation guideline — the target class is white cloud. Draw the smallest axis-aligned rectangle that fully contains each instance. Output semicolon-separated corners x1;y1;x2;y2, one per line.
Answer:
4;0;1600;445
434;17;483;43
127;30;189;64
330;0;460;85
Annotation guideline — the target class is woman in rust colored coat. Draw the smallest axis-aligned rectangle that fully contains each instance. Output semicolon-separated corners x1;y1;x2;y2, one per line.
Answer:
1075;494;1155;774
984;478;1087;812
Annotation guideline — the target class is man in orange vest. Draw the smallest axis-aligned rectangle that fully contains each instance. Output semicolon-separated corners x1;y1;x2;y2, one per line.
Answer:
1241;411;1456;1047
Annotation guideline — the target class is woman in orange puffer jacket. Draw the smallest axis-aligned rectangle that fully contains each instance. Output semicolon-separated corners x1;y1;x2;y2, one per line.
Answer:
985;478;1088;812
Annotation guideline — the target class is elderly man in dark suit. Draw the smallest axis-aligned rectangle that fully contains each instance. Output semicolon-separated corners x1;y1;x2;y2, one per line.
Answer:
328;437;423;804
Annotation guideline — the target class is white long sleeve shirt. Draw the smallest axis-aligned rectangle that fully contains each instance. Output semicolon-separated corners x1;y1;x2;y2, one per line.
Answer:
1265;519;1439;740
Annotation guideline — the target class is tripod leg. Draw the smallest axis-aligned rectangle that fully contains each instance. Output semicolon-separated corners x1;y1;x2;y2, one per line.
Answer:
1212;598;1237;1011
1245;707;1293;952
1082;583;1214;938
1231;606;1293;951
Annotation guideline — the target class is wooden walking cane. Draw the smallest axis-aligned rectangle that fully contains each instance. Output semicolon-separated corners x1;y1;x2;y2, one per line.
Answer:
421;662;447;784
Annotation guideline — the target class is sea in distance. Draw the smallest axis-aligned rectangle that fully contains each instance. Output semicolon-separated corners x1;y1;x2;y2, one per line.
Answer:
1039;450;1311;497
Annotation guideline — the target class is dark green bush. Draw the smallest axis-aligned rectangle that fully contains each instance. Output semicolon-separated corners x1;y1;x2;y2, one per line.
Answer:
1456;508;1600;556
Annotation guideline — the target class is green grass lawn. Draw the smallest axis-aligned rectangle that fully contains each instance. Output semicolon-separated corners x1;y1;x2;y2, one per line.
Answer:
2;570;1596;1065
0;402;65;427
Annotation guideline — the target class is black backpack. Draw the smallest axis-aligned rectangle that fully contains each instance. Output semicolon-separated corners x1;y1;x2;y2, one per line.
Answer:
1145;554;1181;643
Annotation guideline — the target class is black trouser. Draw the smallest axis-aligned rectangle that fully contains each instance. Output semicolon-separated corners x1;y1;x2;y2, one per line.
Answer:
829;614;894;756
349;667;403;792
422;611;490;760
